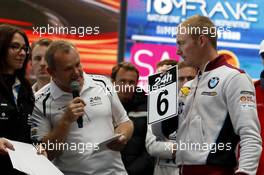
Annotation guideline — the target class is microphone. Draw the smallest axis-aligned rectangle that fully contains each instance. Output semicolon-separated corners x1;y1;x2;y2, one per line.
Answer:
70;81;83;128
260;70;264;89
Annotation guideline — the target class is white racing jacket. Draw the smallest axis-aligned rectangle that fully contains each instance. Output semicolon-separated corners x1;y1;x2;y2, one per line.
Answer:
176;56;262;175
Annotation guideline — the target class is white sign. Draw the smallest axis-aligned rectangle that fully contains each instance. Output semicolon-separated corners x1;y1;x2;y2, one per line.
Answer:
148;66;178;124
7;140;64;175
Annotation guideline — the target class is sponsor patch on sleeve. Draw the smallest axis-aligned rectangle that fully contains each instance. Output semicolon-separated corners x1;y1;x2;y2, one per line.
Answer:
239;93;256;110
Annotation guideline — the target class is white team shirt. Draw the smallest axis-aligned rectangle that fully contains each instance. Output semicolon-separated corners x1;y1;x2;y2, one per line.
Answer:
31;73;129;175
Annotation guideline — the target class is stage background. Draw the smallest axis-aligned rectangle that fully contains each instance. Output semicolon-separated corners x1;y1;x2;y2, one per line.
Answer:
0;0;120;76
122;0;264;89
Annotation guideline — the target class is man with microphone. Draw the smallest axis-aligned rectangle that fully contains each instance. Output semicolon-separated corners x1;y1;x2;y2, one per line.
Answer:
30;40;133;175
256;40;264;175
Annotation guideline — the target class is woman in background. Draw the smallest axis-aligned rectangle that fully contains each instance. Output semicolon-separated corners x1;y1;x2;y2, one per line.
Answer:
0;24;35;174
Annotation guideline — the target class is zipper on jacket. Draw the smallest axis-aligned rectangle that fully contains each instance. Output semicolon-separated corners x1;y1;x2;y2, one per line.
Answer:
179;71;202;166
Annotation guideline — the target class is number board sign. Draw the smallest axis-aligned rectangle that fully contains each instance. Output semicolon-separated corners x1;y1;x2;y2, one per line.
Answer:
148;66;178;124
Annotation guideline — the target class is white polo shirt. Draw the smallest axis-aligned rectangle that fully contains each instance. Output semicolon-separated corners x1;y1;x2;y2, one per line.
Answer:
31;73;129;175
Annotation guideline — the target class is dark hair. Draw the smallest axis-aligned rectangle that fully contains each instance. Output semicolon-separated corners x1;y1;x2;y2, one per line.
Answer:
261;52;264;60
45;40;76;70
0;24;32;90
111;62;139;81
156;59;178;68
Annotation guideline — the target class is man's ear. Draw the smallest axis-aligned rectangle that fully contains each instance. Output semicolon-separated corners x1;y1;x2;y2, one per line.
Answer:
199;35;208;47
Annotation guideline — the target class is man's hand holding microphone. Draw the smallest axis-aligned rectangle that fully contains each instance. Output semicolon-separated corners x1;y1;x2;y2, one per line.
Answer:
62;81;85;128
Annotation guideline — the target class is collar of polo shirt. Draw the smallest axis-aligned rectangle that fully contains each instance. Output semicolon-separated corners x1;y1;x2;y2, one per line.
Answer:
50;73;96;100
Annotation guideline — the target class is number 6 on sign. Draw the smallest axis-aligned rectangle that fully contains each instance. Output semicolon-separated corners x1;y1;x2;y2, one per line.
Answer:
157;89;169;116
148;66;178;124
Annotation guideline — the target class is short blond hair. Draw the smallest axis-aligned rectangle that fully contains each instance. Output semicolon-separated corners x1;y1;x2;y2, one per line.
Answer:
180;15;217;49
45;40;76;70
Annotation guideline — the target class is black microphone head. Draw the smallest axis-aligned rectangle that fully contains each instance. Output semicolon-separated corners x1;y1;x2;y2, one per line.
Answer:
70;81;80;92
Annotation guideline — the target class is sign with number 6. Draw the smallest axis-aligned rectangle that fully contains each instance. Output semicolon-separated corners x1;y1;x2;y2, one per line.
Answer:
148;66;178;124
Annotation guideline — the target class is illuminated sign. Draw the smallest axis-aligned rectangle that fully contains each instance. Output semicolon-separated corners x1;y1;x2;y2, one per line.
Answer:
146;0;258;23
124;0;264;83
130;43;179;80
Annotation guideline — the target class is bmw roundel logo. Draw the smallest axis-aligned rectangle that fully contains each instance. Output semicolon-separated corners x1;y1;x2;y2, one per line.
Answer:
208;77;219;89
